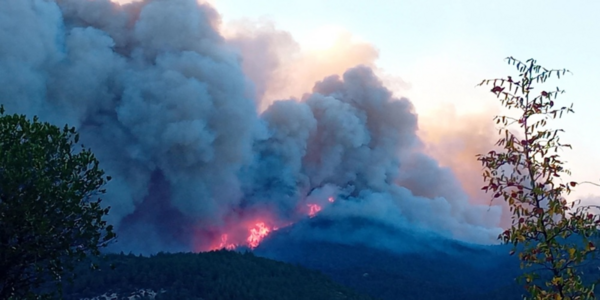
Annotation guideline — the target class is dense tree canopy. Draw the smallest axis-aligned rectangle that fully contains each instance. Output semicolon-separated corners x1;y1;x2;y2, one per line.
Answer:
477;58;600;299
60;250;375;300
0;107;115;299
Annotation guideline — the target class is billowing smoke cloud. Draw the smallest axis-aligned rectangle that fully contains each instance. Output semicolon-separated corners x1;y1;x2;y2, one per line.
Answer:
224;20;381;112
417;105;511;227
0;0;502;254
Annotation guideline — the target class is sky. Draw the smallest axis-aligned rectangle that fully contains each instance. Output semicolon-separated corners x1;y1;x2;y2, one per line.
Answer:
205;0;600;201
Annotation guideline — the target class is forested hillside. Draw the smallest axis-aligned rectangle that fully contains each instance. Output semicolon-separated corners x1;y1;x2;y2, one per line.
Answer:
62;250;375;300
256;239;522;300
253;217;600;300
48;239;600;300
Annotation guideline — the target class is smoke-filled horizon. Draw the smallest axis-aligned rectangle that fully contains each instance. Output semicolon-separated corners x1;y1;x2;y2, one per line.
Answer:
1;0;504;254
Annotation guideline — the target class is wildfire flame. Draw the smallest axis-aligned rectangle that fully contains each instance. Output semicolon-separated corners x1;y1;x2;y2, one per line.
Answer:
247;222;271;249
218;234;236;250
204;196;337;251
307;204;322;218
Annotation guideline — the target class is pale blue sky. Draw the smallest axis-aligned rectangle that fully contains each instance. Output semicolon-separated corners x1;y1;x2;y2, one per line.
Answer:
212;0;600;199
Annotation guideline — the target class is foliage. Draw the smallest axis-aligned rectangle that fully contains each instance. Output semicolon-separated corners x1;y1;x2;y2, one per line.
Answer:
61;250;375;300
477;57;600;299
0;107;116;299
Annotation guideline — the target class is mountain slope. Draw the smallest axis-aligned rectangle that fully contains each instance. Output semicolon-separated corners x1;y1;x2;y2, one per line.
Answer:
253;216;600;300
62;251;375;300
256;239;521;300
62;217;600;300
253;217;523;300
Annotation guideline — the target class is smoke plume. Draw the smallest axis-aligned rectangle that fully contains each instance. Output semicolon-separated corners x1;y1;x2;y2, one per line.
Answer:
224;20;380;112
0;0;502;254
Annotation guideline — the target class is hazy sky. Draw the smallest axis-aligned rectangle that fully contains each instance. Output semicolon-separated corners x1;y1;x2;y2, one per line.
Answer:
209;0;600;200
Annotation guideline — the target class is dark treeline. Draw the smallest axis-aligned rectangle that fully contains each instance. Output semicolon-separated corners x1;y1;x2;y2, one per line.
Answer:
62;250;375;300
255;237;600;300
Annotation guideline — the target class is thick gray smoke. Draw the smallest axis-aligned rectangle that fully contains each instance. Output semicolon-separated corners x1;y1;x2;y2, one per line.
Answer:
0;0;502;254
